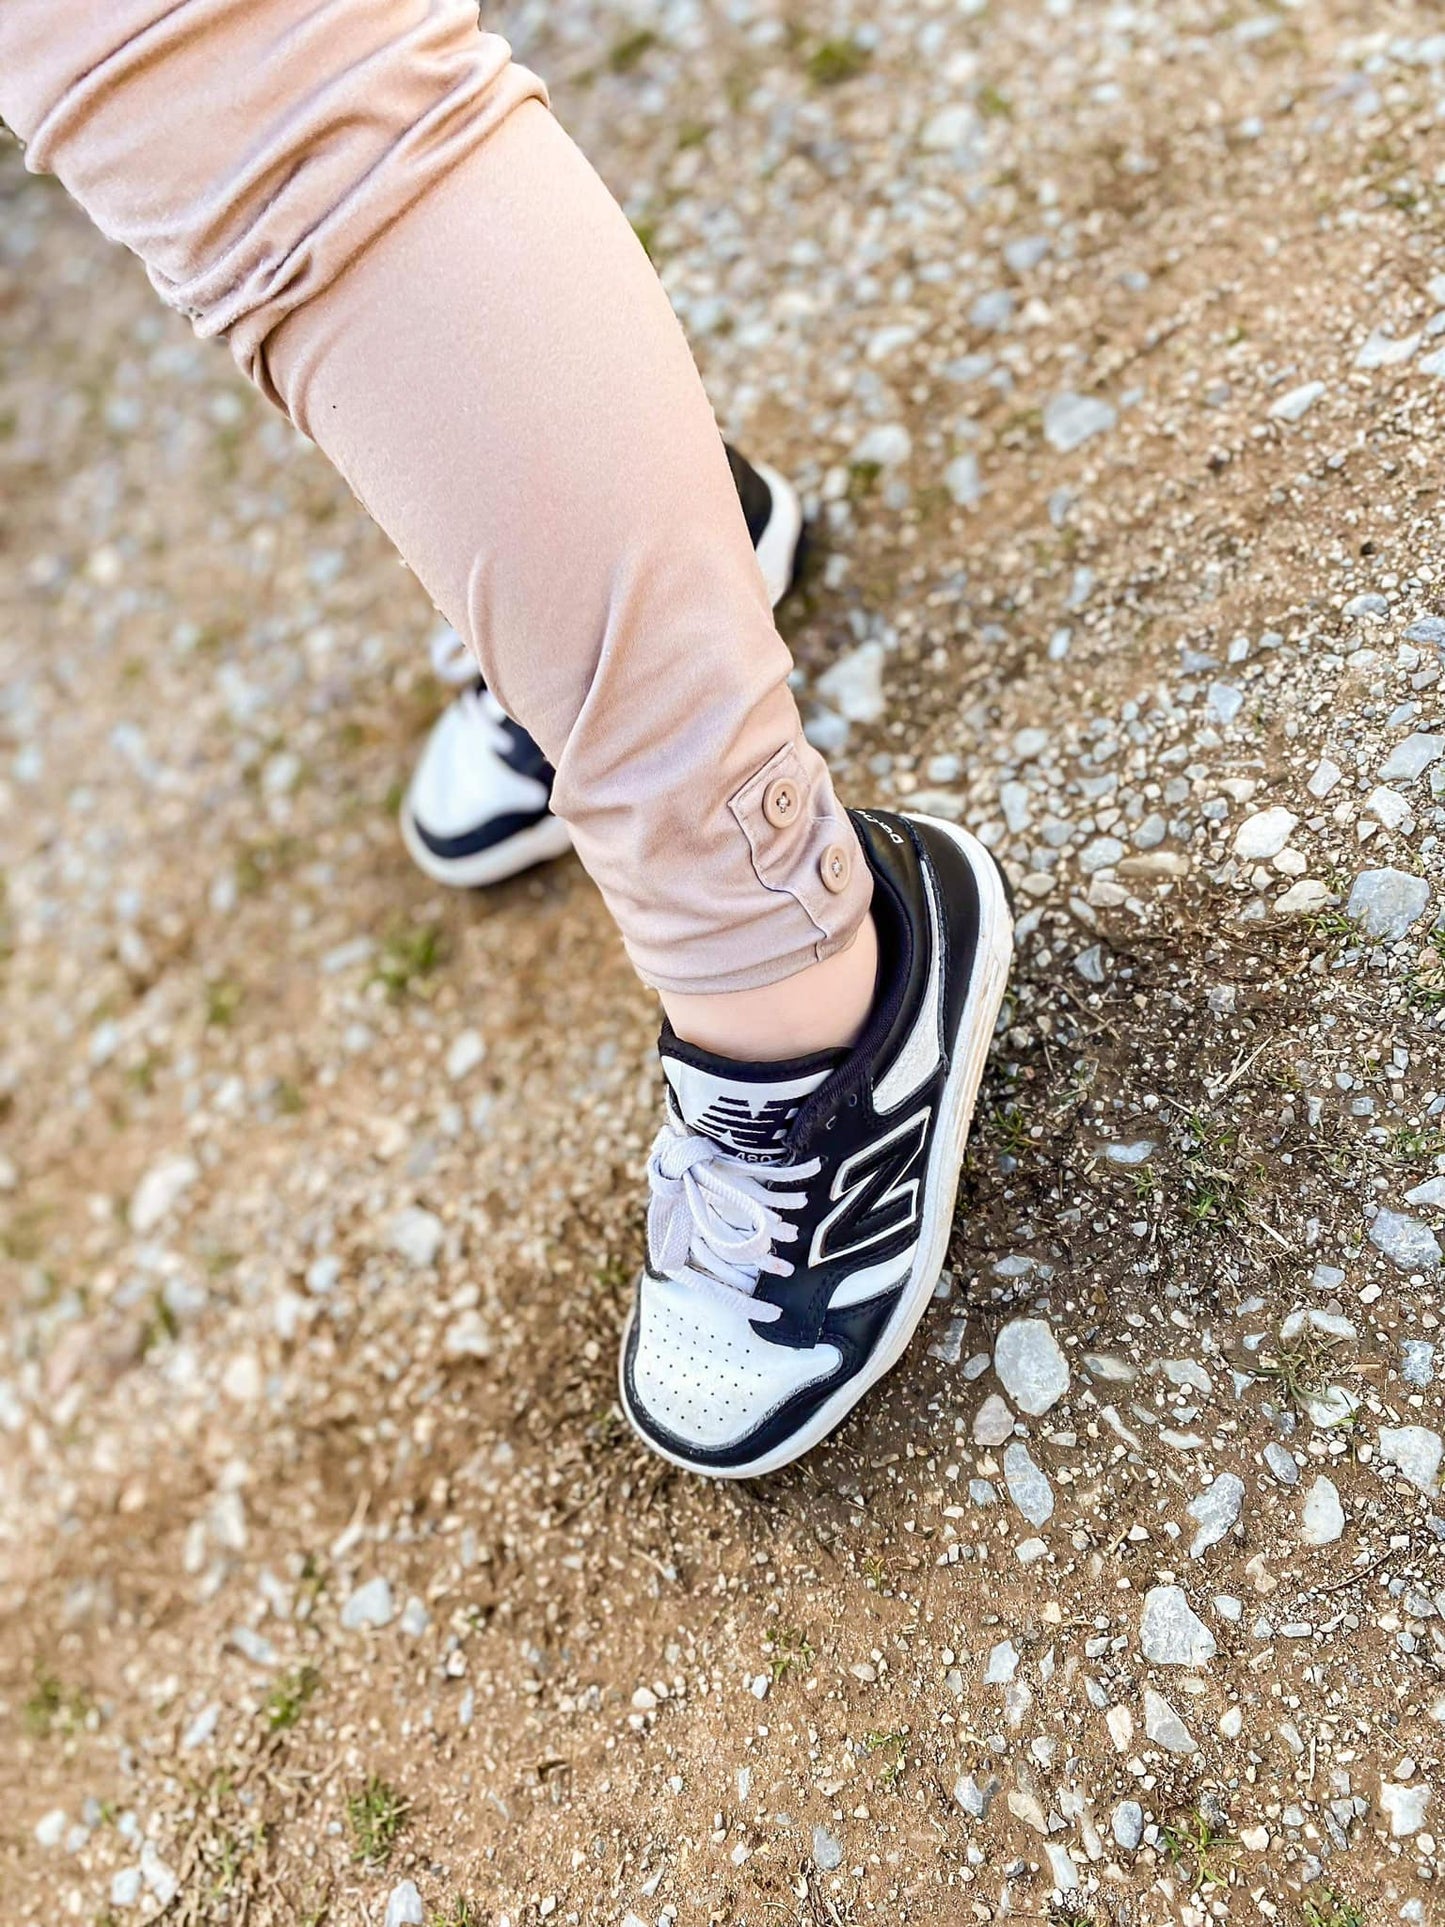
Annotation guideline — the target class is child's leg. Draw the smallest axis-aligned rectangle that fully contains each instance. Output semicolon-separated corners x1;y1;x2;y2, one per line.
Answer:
0;1;875;1053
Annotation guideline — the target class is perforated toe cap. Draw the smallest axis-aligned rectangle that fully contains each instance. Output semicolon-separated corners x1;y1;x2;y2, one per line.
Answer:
626;1273;839;1454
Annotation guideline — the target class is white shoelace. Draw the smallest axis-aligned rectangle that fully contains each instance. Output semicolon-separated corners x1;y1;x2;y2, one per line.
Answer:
428;626;516;755
645;1117;821;1318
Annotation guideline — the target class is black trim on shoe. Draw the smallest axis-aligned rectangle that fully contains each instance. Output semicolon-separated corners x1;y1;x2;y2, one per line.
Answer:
725;443;776;549
410;802;556;863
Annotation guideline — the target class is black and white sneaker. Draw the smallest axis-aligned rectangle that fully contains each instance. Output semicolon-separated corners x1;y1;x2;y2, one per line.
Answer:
399;447;806;888
619;810;1014;1478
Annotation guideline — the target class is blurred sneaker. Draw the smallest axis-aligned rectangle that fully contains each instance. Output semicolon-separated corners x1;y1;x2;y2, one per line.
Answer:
399;447;804;888
619;810;1014;1478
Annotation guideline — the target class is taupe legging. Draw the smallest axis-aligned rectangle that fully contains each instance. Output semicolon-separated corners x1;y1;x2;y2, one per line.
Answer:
0;0;871;995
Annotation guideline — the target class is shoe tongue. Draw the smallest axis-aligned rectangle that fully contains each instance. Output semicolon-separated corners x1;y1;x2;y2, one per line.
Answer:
659;1034;841;1162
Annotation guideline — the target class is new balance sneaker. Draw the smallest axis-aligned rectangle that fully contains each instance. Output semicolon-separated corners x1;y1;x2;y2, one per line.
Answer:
619;809;1014;1478
399;446;805;889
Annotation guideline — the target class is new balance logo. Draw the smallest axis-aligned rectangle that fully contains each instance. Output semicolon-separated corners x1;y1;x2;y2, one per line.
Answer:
809;1107;931;1267
697;1094;799;1156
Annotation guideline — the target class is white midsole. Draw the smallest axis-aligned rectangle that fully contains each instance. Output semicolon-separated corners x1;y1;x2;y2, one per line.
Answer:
620;817;1015;1479
398;802;574;889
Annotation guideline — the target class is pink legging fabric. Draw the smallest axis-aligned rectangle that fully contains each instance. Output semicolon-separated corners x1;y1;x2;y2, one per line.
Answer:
0;0;871;996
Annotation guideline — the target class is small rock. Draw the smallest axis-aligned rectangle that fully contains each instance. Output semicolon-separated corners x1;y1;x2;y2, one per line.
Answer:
1140;1586;1217;1667
816;641;887;724
221;1352;262;1403
111;1868;144;1908
1378;1426;1443;1494
386;1207;445;1268
1301;1476;1345;1546
972;1391;1015;1445
34;1809;67;1849
1276;878;1330;916
140;1843;178;1907
1404;616;1445;646
1401;1339;1436;1387
1003;1442;1054;1527
1366;785;1412;831
181;1704;220;1750
130;1154;200;1234
1269;380;1326;422
1302;1384;1360;1430
1264;1443;1300;1486
384;1881;425;1927
1406;1176;1445;1207
1207;682;1244;724
994;1318;1070;1415
1344;590;1390;619
1380;734;1443;783
1073;943;1108;984
1044;391;1117;453
1239;1824;1270;1852
400;1596;431;1638
1346;868;1433;941
443;1309;493;1359
851;423;912;468
341;1576;395;1631
943;453;983;508
1234;807;1297;861
445;1029;486;1081
1187;1473;1245;1558
1101;1138;1155;1165
1078;835;1125;874
953;1772;999;1818
920;104;976;151
1007;1787;1049;1833
1307;758;1344;799
812;1826;844;1872
1143;1688;1197;1753
1369;1209;1442;1272
984;1639;1020;1684
1355;329;1420;370
1111;1800;1144;1851
1380;1781;1431;1838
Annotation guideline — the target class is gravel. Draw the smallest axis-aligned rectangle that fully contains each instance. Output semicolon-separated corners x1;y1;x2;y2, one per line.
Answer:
340;1576;395;1631
1043;391;1118;453
1186;1472;1245;1557
1300;1476;1346;1546
384;1881;425;1927
992;1318;1069;1415
1002;1441;1054;1526
1369;1208;1443;1272
1345;868;1434;941
1142;1688;1197;1754
1140;1585;1217;1667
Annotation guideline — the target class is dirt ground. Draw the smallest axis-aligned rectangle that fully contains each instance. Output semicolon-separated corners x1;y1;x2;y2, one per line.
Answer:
3;1;1444;1923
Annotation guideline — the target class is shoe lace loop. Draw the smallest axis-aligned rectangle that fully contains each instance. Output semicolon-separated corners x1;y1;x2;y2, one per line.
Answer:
645;1118;821;1312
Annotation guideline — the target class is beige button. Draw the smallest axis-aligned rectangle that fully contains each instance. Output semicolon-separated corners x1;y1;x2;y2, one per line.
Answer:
762;777;800;829
819;843;852;894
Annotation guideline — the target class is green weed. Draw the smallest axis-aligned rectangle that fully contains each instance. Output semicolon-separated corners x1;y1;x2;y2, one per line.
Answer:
346;1776;409;1865
807;37;870;85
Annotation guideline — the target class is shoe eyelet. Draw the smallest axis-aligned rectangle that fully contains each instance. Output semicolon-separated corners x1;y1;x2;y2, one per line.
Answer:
847;1093;859;1107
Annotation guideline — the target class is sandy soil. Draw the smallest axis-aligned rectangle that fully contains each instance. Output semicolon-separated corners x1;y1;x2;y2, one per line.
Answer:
2;2;1444;1923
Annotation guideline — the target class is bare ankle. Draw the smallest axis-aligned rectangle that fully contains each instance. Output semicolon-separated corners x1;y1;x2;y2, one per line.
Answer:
661;915;878;1062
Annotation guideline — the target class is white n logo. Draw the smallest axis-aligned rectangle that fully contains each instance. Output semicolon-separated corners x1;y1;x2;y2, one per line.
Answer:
809;1107;931;1267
